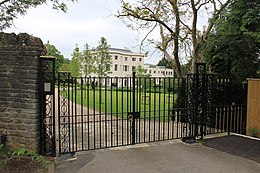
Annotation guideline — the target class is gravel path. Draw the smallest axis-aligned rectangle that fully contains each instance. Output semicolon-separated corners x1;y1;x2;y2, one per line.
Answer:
202;134;260;163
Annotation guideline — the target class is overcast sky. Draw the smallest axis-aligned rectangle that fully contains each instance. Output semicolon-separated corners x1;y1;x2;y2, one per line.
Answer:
5;0;161;64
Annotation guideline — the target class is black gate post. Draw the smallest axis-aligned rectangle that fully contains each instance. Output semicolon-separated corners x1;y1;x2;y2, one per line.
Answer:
132;72;136;145
194;63;207;140
39;56;56;156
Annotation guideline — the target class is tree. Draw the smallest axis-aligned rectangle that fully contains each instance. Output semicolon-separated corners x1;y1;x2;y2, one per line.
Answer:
0;0;77;30
157;57;171;68
95;37;112;78
69;44;82;76
202;0;260;83
45;41;69;73
59;60;70;72
117;0;231;76
134;65;151;77
81;43;96;76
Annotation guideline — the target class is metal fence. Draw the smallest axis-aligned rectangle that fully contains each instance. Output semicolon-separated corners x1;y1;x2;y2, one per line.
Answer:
39;61;247;155
54;64;247;154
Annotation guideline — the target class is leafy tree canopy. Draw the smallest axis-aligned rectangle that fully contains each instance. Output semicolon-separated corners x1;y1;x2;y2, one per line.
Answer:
68;37;112;77
157;58;171;68
45;41;69;73
117;0;232;77
0;0;77;30
69;44;82;76
203;0;260;83
95;37;112;77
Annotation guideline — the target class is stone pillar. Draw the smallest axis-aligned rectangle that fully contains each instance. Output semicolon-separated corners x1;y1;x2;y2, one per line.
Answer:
0;32;46;151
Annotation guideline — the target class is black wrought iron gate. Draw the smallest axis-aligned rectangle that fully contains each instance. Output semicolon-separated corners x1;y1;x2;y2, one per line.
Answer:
39;62;247;155
39;56;56;156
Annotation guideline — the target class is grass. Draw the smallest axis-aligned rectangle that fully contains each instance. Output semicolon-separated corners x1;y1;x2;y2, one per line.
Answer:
62;87;177;118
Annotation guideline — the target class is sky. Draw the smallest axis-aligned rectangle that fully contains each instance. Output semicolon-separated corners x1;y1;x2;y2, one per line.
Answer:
5;0;162;64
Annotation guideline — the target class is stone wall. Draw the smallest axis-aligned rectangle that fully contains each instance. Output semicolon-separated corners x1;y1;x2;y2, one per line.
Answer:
0;32;46;151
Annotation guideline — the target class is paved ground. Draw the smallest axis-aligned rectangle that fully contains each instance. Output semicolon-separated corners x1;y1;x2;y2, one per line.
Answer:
202;134;260;163
56;138;260;173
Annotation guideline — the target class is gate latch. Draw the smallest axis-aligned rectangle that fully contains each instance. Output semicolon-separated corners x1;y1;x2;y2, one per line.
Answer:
127;112;140;120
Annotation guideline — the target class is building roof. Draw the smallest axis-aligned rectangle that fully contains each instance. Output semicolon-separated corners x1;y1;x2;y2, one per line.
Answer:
108;47;145;57
108;48;133;53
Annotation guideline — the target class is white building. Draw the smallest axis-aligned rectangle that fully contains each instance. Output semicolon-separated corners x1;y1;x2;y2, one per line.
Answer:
82;48;174;87
108;48;145;77
108;48;174;78
107;48;175;86
143;64;174;78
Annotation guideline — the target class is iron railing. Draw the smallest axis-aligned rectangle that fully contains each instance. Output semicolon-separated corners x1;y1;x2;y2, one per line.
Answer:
56;70;247;154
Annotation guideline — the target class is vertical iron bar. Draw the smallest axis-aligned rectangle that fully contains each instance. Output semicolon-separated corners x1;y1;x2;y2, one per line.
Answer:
137;77;142;143
138;77;141;143
110;78;113;147
105;78;107;148
144;77;147;142
93;78;96;149
153;78;156;141
68;73;71;152
127;77;129;144
99;77;103;148
177;78;180;138
81;78;84;151
87;77;90;150
121;78;124;145
149;78;151;142
74;78;78;151
163;78;166;140
116;77;119;146
156;78;161;141
52;59;56;156
167;78;175;139
58;73;61;154
201;66;206;140
228;78;232;135
132;72;136;145
71;78;74;152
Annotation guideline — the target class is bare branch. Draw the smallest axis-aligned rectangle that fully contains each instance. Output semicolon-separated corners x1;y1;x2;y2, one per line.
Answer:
140;23;158;51
0;0;10;6
180;19;192;32
197;0;212;11
196;0;232;52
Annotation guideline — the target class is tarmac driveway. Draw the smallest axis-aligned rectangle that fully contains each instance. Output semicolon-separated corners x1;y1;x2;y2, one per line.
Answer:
56;139;260;173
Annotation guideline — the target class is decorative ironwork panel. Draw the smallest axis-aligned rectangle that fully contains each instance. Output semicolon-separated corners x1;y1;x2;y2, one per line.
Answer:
39;57;56;155
58;72;71;154
186;74;195;137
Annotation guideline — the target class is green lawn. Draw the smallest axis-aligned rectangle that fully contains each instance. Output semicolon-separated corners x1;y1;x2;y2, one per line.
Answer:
66;88;177;118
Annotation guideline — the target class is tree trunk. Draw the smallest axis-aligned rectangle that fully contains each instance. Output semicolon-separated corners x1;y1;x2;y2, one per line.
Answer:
191;0;198;73
173;0;183;77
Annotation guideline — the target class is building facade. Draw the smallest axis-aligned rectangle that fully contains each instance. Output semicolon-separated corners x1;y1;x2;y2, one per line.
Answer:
82;48;174;87
143;64;174;78
108;48;145;77
107;48;174;86
108;48;174;77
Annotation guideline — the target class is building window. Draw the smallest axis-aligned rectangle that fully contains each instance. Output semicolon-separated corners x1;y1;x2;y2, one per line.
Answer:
154;71;156;73
123;65;128;71
149;70;151;73
132;66;136;71
139;58;142;62
115;55;118;60
132;58;136;61
125;57;128;61
114;64;118;71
